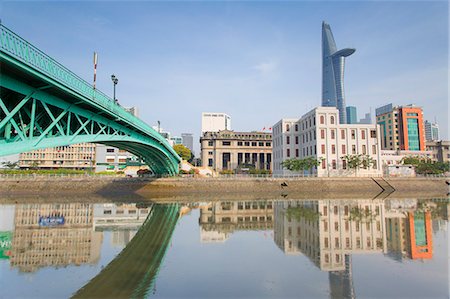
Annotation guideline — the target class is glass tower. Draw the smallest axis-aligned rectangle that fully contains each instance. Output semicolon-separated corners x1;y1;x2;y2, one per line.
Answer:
322;22;355;124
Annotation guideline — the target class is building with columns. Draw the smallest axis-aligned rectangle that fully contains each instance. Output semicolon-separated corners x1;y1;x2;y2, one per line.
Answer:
200;130;272;172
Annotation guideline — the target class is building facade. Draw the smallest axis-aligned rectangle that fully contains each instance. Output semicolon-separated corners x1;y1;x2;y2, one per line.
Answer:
201;112;231;133
426;140;450;163
200;130;272;172
95;144;140;172
346;106;357;124
322;21;356;124
19;143;96;170
376;104;425;151
424;120;439;141
272;107;382;177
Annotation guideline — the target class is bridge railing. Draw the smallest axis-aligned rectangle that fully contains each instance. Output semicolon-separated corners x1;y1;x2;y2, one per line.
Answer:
0;24;177;158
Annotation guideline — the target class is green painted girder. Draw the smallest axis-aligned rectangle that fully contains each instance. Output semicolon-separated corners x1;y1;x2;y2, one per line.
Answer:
0;24;181;175
73;204;180;298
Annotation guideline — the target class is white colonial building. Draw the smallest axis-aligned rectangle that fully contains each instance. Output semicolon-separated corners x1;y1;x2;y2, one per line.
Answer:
272;107;382;177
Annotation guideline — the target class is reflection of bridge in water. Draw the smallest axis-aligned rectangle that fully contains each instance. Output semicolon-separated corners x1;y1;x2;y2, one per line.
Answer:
73;204;180;298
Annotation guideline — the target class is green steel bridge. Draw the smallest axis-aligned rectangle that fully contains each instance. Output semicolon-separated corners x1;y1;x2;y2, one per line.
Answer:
73;204;180;298
0;24;180;175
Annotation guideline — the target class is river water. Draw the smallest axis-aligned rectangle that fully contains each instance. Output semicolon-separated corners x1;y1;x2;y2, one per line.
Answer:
0;197;448;298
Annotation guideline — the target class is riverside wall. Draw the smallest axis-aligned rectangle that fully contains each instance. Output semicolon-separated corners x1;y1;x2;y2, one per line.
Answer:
0;176;447;201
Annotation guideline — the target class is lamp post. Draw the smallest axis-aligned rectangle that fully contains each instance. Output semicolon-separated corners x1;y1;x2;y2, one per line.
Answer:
111;74;118;104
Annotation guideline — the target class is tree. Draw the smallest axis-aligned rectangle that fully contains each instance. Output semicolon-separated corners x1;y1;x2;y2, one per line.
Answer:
173;144;193;161
281;157;322;173
341;154;374;176
402;155;449;175
1;161;18;169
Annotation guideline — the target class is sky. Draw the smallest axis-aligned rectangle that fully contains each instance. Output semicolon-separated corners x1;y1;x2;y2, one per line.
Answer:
1;1;448;154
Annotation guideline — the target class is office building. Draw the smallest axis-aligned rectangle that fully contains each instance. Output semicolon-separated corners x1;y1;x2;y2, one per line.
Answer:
170;136;183;145
95;145;141;172
201;112;231;133
346;106;357;124
424;120;439;141
359;112;372;124
181;133;194;153
272;107;382;177
200;130;272;172
426;140;450;163
376;104;425;151
322;22;356;124
19;143;96;170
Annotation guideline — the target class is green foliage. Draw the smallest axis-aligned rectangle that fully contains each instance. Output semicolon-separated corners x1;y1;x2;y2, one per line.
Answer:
349;207;376;222
220;170;234;175
281;157;321;172
402;156;449;174
286;206;320;221
249;168;271;175
173;144;192;161
1;161;18;169
341;154;374;171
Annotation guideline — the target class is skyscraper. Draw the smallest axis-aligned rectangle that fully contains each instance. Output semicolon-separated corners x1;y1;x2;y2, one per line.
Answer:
424;120;439;141
346;106;357;124
322;22;355;124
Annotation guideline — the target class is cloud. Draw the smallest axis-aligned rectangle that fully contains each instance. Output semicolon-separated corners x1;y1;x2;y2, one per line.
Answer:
253;61;278;75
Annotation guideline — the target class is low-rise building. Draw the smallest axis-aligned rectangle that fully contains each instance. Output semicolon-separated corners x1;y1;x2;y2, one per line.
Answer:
272;107;382;177
426;140;450;163
200;130;272;172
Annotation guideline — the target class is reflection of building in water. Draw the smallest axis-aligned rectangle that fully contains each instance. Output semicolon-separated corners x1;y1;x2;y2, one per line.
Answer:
274;200;387;269
11;203;102;272
112;230;138;247
384;199;434;260
93;203;151;230
199;201;273;243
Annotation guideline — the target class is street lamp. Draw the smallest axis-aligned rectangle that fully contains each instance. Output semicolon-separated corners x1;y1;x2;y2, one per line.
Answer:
111;74;118;104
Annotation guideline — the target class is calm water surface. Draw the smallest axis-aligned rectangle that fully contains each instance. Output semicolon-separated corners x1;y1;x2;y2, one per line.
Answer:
1;197;448;298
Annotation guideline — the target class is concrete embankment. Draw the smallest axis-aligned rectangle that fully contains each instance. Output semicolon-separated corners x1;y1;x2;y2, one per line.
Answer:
0;176;447;201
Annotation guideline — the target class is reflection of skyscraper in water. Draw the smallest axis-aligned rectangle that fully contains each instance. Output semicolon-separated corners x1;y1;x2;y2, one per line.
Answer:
199;201;273;243
10;203;102;272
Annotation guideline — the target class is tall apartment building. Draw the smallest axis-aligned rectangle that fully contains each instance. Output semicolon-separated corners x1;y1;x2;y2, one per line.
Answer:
424;120;439;141
201;112;231;133
19;143;96;170
200;130;272;172
375;104;425;151
272;107;382;177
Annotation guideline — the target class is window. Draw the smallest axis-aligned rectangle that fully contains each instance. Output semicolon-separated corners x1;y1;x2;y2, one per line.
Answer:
287;149;290;157
306;134;308;142
322;159;326;169
321;144;326;154
372;145;376;154
332;160;336;169
259;142;264;146
352;145;356;154
295;136;299;144
351;130;356;139
330;116;335;124
335;222;339;231
323;206;328;216
295;124;298;131
341;130;345;139
370;130;376;138
245;142;250;146
252;142;257;146
237;141;243;146
286;124;290;132
286;136;290;144
342;144;346;154
106;148;115;153
320;115;325;124
208;141;213;146
325;237;329;248
342;160;347;169
331;130;335;139
208;159;213;167
295;149;299;157
321;130;325;139
332;145;335;154
362;145;366;154
222;141;231;146
373;160;377;169
208;151;213;155
362;130;366;139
